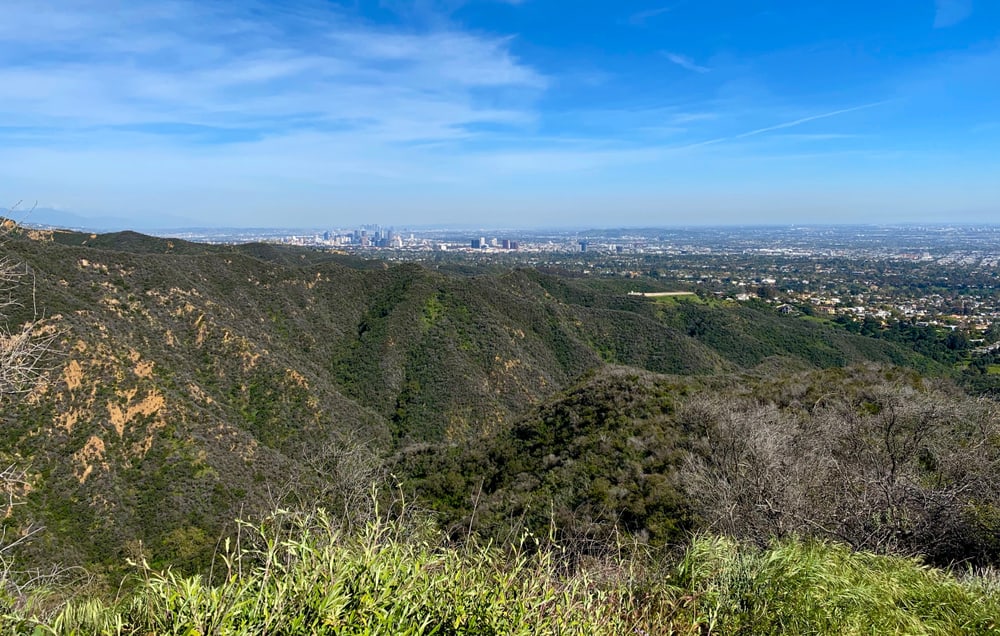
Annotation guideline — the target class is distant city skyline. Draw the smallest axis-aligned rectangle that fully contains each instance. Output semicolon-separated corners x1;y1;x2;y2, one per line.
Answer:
2;1;999;228
11;205;1000;236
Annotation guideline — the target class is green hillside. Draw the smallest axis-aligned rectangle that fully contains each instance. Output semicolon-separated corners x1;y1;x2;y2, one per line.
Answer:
0;226;969;581
402;364;1000;568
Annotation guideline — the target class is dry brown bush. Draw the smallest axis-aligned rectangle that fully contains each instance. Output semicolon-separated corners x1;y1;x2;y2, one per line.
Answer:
680;380;1000;565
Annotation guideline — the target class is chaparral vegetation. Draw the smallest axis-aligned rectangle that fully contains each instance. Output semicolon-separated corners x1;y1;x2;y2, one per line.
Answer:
1;224;999;633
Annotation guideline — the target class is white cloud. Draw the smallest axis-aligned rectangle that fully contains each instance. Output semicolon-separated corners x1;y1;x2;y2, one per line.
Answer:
775;133;864;142
0;1;544;145
662;52;710;73
326;30;546;88
0;1;563;224
629;6;674;25
670;112;718;124
3;1;989;226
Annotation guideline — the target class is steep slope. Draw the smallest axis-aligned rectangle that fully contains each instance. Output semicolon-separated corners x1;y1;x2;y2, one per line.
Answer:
5;237;388;571
0;227;946;574
401;364;1000;567
400;366;699;549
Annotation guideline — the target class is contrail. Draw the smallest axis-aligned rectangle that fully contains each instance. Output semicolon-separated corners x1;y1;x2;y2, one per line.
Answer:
678;100;890;150
732;100;890;139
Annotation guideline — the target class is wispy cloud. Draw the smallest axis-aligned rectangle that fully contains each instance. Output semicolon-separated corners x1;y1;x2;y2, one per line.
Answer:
628;1;690;25
0;0;561;222
680;101;889;149
671;112;718;124
776;133;865;142
0;1;544;146
629;5;673;25
730;102;887;139
662;52;710;73
933;0;973;28
1;1;990;226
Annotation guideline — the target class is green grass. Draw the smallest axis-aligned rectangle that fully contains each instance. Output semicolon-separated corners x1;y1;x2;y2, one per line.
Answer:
4;510;998;635
676;535;1000;635
650;294;703;306
5;508;672;635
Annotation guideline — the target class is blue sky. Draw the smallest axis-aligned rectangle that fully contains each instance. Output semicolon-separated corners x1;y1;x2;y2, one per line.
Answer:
1;0;998;228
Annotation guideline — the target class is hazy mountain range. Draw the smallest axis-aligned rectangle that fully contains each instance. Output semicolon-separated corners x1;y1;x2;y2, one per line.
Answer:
1;207;201;232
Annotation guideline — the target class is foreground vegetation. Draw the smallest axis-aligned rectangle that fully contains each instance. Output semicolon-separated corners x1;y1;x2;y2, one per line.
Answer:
3;508;998;635
404;365;1000;569
3;224;1000;633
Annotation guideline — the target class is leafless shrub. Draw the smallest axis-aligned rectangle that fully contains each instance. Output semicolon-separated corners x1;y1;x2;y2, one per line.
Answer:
0;258;56;401
0;211;60;607
680;380;1000;565
261;433;388;532
301;433;387;528
0;209;57;406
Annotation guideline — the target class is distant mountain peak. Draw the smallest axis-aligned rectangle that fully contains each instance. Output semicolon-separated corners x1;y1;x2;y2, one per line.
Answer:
0;207;200;232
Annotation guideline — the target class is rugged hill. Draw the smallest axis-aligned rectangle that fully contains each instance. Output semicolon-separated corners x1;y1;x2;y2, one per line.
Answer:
0;226;947;574
402;364;1000;567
